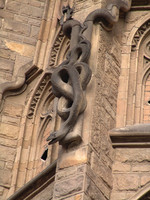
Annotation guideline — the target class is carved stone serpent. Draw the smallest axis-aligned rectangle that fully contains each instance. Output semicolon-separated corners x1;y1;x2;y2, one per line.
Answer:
47;0;131;145
47;36;91;144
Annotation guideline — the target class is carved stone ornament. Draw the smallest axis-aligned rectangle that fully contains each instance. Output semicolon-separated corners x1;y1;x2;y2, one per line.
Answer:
47;0;132;145
132;19;150;51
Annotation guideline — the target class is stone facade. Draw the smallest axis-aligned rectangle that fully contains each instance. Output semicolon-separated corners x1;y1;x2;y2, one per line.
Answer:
1;0;150;200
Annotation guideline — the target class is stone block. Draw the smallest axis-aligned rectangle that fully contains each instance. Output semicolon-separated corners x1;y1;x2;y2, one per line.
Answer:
32;182;54;200
20;5;43;18
113;174;139;191
0;160;5;169
58;146;88;169
0;58;14;72
0;48;12;59
0;145;16;161
54;175;84;198
56;165;85;181
110;191;135;200
87;165;111;199
14;14;28;23
132;164;150;172
0;169;11;186
115;148;150;163
0;123;19;139
141;174;150;186
28;18;41;26
61;194;83;200
85;176;107;200
5;40;35;58
29;0;44;8
30;26;40;39
0;10;14;19
6;1;21;12
0;135;17;148
113;161;131;172
4;19;31;36
90;150;113;188
23;36;37;45
2;115;20;126
2;102;23;117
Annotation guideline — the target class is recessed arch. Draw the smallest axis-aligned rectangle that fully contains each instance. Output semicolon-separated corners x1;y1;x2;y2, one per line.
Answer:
9;27;70;193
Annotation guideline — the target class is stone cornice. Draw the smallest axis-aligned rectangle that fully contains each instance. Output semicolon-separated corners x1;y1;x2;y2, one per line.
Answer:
110;124;150;148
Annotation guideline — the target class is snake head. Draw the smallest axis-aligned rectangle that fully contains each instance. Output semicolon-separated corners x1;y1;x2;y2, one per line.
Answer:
46;131;63;145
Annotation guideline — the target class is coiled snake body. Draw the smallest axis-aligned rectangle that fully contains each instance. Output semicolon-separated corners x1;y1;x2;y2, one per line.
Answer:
47;37;91;144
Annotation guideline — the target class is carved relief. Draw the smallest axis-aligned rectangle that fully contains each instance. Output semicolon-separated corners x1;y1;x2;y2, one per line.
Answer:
27;74;51;119
132;19;150;51
47;33;92;145
47;1;131;145
49;31;66;68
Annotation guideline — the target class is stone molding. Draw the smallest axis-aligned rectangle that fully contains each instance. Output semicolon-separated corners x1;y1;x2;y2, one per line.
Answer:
129;182;150;200
110;124;150;147
0;62;42;111
8;161;56;200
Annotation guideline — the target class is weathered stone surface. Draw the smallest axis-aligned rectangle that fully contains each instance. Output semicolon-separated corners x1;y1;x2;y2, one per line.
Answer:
30;25;40;39
62;194;83;200
5;41;35;57
115;149;150;163
54;175;84;198
113;174;139;191
0;58;14;72
6;1;21;12
32;182;54;200
56;165;85;181
113;161;131;172
141;174;150;187
0;160;5;169
58;147;88;169
110;191;135;200
20;4;43;18
2;115;20;126
0;145;16;161
0;123;19;139
2;102;23;117
85;176;107;200
4;19;31;36
0;169;11;185
0;10;14;19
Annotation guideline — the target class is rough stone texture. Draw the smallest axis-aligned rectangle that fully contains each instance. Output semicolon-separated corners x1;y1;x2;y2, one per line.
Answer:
0;0;46;199
32;182;54;200
111;148;150;200
1;1;150;200
54;175;84;198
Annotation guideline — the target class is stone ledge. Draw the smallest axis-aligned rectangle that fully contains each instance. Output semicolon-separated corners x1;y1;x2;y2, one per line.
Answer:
8;160;56;200
109;124;150;148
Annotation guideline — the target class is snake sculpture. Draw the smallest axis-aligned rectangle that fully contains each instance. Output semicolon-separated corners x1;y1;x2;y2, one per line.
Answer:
47;32;92;144
47;0;132;145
